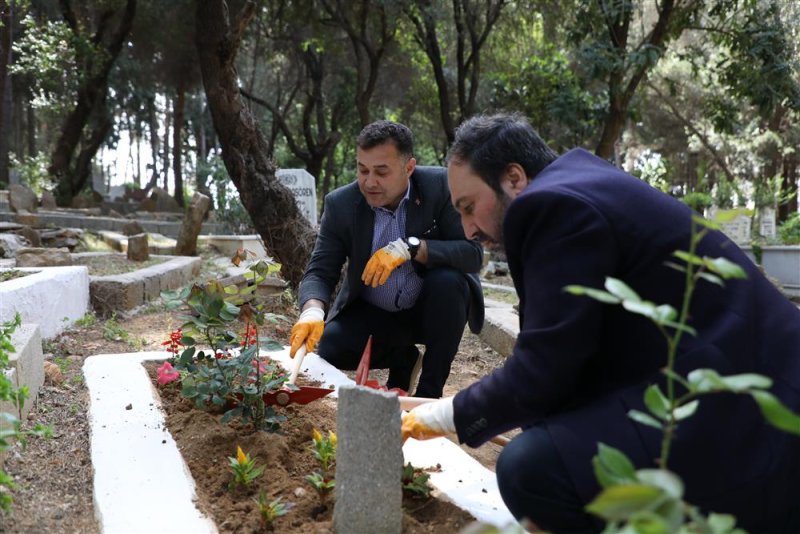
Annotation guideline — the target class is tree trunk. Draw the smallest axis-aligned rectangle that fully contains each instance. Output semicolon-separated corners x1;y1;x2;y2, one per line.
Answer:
145;95;159;192
195;0;315;289
779;152;798;223
172;83;185;206
0;1;13;185
50;0;136;205
162;106;171;190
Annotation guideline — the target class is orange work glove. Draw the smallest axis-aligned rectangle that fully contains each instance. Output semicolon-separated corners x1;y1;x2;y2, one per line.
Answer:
401;397;456;443
361;238;411;288
289;307;325;357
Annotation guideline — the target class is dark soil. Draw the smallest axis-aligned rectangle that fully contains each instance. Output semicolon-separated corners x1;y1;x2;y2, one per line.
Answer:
146;361;474;533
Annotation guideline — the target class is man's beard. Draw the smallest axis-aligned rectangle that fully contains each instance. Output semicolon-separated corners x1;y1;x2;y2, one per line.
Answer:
476;191;511;253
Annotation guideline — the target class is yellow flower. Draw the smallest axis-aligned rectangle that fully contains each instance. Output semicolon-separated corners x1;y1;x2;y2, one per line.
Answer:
312;428;322;442
236;445;247;465
328;431;337;446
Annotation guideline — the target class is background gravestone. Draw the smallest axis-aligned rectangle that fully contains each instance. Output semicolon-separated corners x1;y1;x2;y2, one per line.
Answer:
758;207;776;240
334;385;402;533
127;233;149;261
276;169;318;226
9;184;37;213
175;192;212;256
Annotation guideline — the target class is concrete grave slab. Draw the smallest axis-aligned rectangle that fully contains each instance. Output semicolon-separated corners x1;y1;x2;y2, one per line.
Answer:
84;349;517;533
72;253;201;316
0;324;43;423
0;266;89;338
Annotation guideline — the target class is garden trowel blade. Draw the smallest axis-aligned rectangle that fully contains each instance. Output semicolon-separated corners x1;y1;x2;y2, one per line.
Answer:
263;386;333;406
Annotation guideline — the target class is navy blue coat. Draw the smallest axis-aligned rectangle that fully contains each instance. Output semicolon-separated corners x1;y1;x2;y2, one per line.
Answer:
453;149;800;529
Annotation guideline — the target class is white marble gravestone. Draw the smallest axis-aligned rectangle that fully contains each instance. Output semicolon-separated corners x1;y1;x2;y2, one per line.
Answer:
758;207;776;240
276;169;318;226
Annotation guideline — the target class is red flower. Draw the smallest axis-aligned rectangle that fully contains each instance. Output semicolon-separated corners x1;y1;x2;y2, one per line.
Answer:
157;361;180;385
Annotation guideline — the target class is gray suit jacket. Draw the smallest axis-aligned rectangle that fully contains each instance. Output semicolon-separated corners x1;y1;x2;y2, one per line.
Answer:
298;166;484;333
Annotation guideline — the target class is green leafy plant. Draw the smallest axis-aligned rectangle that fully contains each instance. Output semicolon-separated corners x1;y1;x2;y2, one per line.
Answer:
74;312;97;328
305;428;337;501
310;428;337;472
401;462;432;497
254;493;292;525
565;211;800;532
102;314;129;342
778;212;800;245
161;255;290;430
0;314;52;511
304;471;335;500
228;445;265;490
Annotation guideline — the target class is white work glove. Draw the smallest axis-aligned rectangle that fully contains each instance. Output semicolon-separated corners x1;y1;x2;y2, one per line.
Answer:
361;238;411;288
289;307;325;357
401;396;456;442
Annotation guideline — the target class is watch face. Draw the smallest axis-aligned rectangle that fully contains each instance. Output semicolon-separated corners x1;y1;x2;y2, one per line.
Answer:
407;236;421;247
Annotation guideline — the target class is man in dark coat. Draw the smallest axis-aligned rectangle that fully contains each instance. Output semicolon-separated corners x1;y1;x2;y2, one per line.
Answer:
290;120;483;398
402;113;800;532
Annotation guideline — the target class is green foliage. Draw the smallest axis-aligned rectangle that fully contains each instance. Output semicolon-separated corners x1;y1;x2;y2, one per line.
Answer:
161;258;290;430
9;153;53;194
202;155;254;234
102;314;129;342
304;471;335;499
401;462;432;497
778;213;800;245
74;312;98;329
567;211;800;532
228;445;265;490
310;429;337;473
0;314;52;512
489;46;601;150
254;494;291;524
11;15;79;113
681;192;713;213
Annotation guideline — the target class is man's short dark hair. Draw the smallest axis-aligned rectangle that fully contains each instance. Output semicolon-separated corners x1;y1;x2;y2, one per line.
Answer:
357;120;414;159
447;113;558;194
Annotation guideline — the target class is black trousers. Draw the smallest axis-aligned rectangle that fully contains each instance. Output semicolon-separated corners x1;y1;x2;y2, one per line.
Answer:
496;425;603;534
316;267;469;398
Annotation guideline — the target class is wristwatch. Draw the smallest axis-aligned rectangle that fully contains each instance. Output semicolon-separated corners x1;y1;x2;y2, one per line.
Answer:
405;236;421;260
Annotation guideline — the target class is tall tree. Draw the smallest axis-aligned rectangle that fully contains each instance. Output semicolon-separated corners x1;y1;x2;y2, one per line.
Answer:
403;0;506;144
49;0;136;205
572;0;705;160
196;0;315;289
0;1;13;185
319;0;398;126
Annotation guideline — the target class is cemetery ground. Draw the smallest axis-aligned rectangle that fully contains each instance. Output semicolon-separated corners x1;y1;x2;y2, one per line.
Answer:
0;255;512;533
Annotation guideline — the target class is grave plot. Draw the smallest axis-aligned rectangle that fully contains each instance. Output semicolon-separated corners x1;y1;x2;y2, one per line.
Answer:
0;265;89;338
72;252;201;316
84;349;517;533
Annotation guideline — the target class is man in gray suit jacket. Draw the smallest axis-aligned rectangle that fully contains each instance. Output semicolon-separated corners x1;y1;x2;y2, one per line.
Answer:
289;120;484;398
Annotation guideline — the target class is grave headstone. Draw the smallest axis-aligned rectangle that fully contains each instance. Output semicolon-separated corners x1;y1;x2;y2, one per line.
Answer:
334;385;402;534
9;184;37;213
15;247;72;267
758;207;776;240
15;226;41;247
40;191;57;209
175;192;212;256
710;207;752;245
122;220;145;237
276;169;318;226
148;187;182;213
127;233;150;261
